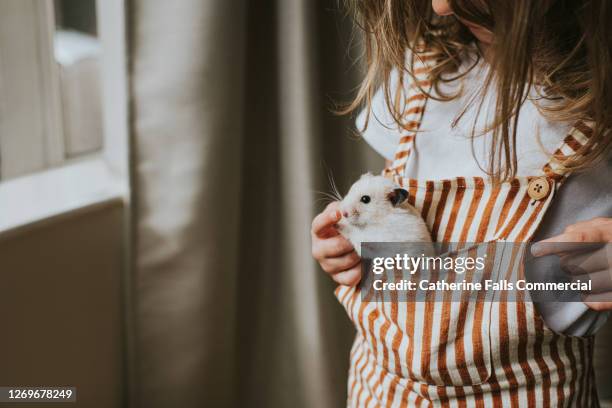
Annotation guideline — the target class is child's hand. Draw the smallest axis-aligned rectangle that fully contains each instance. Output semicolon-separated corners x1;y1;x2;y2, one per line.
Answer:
532;217;612;311
311;202;361;286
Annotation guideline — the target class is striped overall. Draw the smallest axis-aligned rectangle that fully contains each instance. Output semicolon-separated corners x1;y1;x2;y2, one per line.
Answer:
336;51;598;407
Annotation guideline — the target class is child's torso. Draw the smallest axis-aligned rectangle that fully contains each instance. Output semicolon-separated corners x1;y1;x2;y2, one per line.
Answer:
341;49;598;407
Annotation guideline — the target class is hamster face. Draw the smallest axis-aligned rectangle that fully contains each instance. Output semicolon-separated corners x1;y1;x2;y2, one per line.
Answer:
338;173;410;229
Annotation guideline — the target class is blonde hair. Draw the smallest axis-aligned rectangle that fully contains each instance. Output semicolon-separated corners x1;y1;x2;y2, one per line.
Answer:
343;0;611;180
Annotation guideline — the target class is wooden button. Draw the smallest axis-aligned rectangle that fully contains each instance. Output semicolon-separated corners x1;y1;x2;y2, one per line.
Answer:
528;177;550;200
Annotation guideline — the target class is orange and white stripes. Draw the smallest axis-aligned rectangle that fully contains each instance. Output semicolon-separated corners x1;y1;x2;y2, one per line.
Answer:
336;50;598;407
388;51;437;176
543;121;594;182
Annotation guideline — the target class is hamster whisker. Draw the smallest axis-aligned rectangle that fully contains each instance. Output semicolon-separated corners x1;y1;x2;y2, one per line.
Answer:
314;190;342;203
314;197;334;206
326;169;343;201
318;160;344;202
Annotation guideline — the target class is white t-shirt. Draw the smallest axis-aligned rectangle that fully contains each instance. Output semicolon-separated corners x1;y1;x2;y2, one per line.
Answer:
357;55;571;178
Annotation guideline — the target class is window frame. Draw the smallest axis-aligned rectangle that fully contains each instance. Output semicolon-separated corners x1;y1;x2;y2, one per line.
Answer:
0;0;129;235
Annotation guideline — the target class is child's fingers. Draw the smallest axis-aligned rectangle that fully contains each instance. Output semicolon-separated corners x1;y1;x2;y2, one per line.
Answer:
312;235;352;262
311;204;341;238
531;217;612;257
583;299;612;312
321;251;360;274
333;264;362;286
560;246;610;275
531;237;602;257
572;269;612;294
315;236;354;259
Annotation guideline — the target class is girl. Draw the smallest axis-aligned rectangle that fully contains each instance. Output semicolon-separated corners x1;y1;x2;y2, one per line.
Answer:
312;0;612;406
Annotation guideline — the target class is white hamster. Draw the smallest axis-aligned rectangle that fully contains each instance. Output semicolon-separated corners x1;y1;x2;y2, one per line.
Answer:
336;173;433;256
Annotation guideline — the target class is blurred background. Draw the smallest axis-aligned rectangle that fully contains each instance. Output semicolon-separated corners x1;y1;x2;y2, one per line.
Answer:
0;1;611;407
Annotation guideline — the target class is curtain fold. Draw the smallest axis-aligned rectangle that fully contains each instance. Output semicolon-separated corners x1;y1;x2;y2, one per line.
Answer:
128;1;380;407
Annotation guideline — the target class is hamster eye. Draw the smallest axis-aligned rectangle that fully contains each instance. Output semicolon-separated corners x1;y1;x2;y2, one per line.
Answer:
360;195;371;204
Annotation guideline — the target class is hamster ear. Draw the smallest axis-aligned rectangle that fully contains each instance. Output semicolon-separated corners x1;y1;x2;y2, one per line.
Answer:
388;188;409;207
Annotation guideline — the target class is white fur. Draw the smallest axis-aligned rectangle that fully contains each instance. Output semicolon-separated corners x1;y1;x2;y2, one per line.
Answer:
337;173;433;256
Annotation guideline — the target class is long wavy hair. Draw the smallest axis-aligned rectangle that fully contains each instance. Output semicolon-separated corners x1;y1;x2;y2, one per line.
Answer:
343;0;611;181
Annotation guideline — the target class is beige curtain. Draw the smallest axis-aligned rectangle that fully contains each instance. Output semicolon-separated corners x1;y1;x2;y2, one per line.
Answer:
127;1;380;407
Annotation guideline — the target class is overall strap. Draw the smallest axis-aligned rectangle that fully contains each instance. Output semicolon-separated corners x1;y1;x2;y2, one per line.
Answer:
386;50;437;176
541;120;595;184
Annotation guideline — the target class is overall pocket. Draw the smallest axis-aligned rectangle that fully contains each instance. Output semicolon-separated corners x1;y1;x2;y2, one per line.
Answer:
336;243;497;387
403;243;495;386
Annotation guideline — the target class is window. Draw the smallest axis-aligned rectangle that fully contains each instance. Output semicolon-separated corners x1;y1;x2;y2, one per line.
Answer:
55;0;104;158
0;0;128;232
0;0;124;180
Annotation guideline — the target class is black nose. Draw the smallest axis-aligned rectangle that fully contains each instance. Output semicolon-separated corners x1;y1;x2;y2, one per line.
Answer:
342;211;349;218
